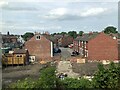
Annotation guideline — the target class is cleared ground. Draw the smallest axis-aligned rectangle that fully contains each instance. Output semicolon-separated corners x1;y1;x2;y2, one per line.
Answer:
72;62;99;76
57;61;79;78
57;47;79;78
2;63;47;87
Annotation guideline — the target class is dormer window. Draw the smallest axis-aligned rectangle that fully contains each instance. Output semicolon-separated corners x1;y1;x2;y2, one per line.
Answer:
36;35;41;40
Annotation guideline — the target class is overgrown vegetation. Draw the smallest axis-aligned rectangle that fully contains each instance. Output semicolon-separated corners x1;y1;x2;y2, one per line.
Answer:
58;78;92;89
8;66;56;89
7;62;120;89
92;62;120;89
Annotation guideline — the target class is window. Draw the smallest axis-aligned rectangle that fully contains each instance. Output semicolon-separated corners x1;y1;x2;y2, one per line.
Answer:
16;55;19;57
19;55;22;57
36;35;41;40
16;55;22;57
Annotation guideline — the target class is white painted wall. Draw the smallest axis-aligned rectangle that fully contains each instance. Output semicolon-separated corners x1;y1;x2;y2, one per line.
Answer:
51;42;53;57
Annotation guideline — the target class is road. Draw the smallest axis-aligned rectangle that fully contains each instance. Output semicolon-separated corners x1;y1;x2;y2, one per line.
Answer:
60;47;73;60
57;47;79;78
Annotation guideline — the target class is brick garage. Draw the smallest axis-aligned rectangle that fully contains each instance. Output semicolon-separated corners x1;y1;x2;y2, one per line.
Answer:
25;33;53;61
88;32;119;61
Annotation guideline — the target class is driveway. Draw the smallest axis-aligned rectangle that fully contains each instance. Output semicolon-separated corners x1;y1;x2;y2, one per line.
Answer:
57;47;79;78
60;47;73;60
57;61;79;78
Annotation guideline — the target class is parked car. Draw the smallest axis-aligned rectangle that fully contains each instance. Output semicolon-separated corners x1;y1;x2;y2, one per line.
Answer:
68;44;73;48
53;48;61;53
71;51;79;56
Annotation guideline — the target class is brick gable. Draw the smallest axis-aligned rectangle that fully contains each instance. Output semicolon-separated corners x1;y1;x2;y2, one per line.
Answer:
25;34;52;61
88;32;118;61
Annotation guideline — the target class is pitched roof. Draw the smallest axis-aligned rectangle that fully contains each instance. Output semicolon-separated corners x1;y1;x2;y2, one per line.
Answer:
75;32;120;42
108;33;120;39
75;32;99;41
13;49;27;54
2;35;17;39
54;35;63;39
42;34;57;43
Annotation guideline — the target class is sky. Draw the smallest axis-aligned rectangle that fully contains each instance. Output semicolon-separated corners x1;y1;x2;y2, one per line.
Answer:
0;0;119;35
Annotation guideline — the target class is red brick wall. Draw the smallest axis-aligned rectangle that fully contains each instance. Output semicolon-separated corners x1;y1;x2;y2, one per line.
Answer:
25;34;52;60
88;33;118;61
61;36;74;47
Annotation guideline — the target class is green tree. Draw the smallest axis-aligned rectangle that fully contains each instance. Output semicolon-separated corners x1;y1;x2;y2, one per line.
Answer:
79;31;84;36
104;26;118;34
68;31;77;38
51;33;57;36
35;66;57;89
22;32;34;41
60;32;67;35
92;62;120;89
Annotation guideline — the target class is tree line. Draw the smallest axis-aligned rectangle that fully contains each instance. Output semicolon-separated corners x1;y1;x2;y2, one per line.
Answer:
22;26;118;41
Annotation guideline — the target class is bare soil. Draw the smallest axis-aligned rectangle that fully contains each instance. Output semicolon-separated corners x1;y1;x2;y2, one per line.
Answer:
72;62;99;76
2;63;47;88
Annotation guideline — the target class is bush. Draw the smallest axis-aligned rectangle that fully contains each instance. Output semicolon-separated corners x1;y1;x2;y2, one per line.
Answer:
9;66;57;89
10;78;36;89
92;62;120;89
8;62;120;89
59;77;92;89
35;66;57;88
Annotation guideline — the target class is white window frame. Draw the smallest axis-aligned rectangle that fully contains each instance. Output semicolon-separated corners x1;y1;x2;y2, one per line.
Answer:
36;35;41;40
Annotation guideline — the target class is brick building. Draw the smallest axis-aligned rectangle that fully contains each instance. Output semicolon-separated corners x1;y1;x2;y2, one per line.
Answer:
2;32;21;49
25;33;53;61
73;32;120;61
2;35;17;44
54;35;74;47
73;32;98;57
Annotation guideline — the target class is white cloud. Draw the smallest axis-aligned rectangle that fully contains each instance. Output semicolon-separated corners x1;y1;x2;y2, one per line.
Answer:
43;7;109;20
0;1;8;7
50;8;67;16
43;8;68;19
80;8;108;17
5;0;119;2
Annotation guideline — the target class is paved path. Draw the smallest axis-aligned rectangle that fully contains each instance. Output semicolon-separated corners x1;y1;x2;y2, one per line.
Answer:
57;48;79;78
57;61;79;78
60;47;72;60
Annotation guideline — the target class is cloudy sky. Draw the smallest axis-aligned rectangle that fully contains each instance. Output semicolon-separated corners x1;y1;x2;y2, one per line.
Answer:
0;0;119;35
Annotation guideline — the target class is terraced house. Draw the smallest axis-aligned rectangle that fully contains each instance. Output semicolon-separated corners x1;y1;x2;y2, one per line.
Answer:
73;32;120;61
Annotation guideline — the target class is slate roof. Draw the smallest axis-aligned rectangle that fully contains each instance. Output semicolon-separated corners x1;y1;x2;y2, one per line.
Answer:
42;34;57;43
75;32;99;41
75;32;120;42
108;33;120;39
13;49;27;54
54;35;63;39
2;35;17;39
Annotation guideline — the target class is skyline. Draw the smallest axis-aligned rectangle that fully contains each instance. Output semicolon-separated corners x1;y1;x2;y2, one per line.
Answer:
0;0;119;35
